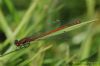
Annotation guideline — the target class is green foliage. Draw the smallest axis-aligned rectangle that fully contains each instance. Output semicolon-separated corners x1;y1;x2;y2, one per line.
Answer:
0;0;100;66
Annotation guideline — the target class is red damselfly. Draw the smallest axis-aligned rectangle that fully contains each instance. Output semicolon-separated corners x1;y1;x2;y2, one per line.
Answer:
15;20;80;48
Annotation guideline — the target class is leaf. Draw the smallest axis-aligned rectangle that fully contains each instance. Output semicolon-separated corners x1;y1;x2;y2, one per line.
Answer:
37;19;96;40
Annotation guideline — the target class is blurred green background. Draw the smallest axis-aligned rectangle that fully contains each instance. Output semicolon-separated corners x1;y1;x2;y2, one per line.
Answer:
0;0;100;66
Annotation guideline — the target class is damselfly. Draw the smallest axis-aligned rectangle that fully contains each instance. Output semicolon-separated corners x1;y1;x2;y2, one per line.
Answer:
15;20;80;48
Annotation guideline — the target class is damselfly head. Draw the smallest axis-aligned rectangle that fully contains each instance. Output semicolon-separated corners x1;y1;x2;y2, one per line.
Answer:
15;40;18;44
14;40;20;46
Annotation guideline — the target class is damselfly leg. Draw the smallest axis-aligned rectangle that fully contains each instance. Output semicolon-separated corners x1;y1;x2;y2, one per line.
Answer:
16;45;24;49
23;42;30;48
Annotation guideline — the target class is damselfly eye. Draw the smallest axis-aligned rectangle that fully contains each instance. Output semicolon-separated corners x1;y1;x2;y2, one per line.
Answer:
15;40;19;44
